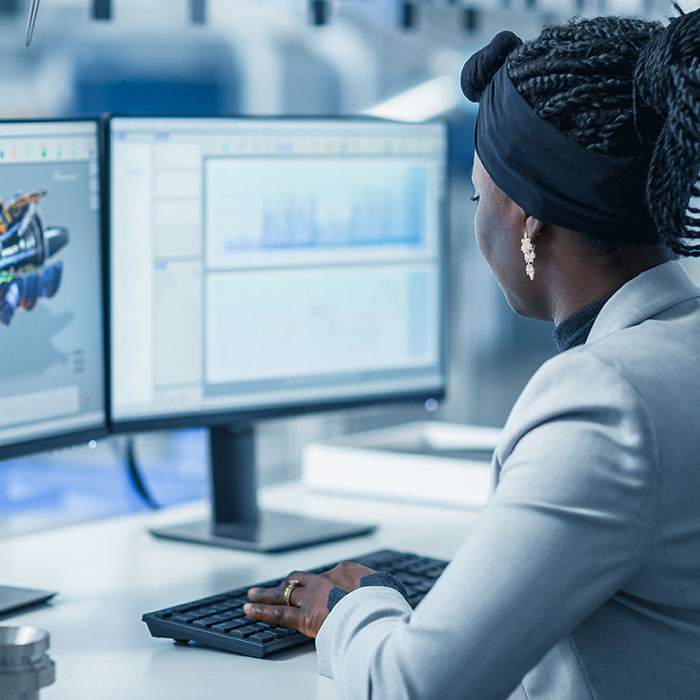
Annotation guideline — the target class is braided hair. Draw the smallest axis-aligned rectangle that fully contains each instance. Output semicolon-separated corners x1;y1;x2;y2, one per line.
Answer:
505;8;700;257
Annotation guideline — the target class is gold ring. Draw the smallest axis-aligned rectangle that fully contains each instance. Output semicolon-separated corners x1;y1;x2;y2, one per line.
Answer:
283;579;302;607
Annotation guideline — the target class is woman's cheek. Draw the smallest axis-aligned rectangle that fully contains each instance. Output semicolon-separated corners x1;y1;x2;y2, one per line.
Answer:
473;202;491;262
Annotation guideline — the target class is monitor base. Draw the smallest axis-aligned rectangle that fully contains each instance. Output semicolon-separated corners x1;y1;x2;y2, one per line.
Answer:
0;586;57;619
150;510;376;553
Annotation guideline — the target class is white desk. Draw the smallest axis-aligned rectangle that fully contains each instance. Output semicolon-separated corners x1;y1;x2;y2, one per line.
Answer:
1;483;480;700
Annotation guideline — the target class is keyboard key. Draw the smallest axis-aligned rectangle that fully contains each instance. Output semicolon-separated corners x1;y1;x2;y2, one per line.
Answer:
211;623;233;632
196;607;214;615
172;614;198;624
362;551;396;565
212;615;230;623
195;616;219;626
407;564;429;575
230;626;257;639
249;632;276;643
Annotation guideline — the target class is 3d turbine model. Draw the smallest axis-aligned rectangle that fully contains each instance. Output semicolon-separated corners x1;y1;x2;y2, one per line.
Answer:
0;190;69;327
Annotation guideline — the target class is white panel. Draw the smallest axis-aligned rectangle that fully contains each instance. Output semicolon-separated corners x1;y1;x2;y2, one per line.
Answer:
111;142;155;413
154;171;202;200
154;224;202;259
0;386;80;428
154;144;202;170
154;200;201;227
153;261;203;387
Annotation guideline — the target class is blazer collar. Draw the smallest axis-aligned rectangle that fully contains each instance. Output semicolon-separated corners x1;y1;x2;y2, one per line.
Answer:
587;260;700;344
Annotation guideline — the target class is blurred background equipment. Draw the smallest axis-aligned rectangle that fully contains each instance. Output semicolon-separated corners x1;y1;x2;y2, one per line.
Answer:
0;626;55;698
24;0;39;47
190;0;205;24
91;0;110;20
311;0;329;25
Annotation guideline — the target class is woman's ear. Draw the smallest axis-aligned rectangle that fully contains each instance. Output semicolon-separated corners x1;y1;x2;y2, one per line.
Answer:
525;215;546;239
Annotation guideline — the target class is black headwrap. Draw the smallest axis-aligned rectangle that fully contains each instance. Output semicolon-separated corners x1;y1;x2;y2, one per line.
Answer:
462;32;657;243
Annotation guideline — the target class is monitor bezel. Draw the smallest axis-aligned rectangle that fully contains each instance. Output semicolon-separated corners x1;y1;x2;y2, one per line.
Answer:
104;113;449;434
0;117;108;462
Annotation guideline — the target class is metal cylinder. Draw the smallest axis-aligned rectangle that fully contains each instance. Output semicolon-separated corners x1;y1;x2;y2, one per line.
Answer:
0;627;55;700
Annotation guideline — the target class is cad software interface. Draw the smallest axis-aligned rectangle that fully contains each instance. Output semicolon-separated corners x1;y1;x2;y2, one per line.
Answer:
0;121;104;448
109;118;446;422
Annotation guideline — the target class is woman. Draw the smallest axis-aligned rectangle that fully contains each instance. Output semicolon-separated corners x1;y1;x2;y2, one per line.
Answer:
245;9;700;699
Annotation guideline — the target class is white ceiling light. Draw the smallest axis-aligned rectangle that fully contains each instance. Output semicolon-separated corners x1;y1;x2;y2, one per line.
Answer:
363;75;461;122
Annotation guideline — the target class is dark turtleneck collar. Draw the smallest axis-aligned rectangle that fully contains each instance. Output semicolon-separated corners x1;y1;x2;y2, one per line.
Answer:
552;295;612;352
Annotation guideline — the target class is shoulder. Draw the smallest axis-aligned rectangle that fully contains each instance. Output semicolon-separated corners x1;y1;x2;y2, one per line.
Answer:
503;346;649;437
495;346;659;490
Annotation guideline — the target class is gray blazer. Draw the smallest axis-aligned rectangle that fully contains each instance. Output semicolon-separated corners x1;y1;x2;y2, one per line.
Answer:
316;260;700;699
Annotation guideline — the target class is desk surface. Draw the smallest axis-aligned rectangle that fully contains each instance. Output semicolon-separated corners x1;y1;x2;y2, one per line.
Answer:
1;483;480;700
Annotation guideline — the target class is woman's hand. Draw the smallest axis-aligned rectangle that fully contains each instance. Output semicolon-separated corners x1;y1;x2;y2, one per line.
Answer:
244;562;376;638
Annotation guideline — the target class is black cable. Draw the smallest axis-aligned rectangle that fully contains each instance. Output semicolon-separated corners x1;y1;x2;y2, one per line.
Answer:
125;437;161;510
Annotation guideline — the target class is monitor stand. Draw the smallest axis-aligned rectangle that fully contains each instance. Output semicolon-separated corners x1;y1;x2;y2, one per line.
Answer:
150;423;376;552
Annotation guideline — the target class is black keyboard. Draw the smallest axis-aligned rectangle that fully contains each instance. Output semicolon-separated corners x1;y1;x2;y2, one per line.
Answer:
143;549;448;659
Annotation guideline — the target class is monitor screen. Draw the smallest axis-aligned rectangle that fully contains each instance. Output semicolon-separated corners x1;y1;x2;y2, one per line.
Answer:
108;117;447;427
0;120;105;456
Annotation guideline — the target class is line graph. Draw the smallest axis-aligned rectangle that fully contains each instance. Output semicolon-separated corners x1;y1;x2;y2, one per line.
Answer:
205;158;432;267
205;265;438;385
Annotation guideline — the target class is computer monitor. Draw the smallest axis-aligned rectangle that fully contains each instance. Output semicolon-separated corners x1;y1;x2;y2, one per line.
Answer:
0;119;106;461
107;116;447;552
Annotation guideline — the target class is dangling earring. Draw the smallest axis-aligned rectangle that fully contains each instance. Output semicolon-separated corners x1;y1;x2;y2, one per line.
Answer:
521;235;536;280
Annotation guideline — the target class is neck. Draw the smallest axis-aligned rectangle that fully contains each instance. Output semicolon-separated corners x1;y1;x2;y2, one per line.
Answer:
545;242;673;326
